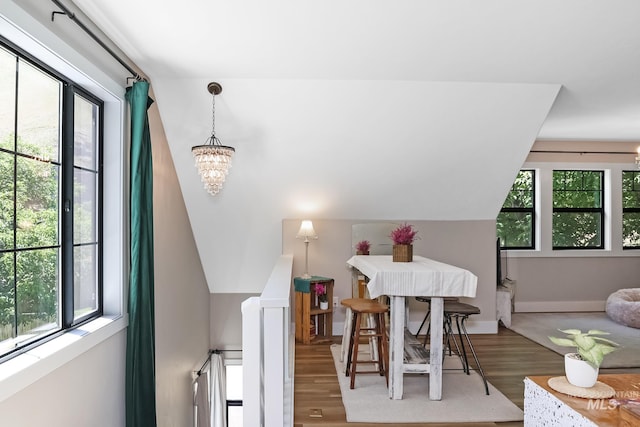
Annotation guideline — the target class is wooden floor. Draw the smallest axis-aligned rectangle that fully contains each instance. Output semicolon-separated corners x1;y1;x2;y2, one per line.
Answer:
293;326;640;427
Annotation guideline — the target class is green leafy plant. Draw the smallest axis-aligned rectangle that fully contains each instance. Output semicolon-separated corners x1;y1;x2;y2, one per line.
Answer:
549;329;618;368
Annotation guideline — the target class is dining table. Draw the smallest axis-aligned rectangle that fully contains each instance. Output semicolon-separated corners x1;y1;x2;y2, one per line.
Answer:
346;255;478;400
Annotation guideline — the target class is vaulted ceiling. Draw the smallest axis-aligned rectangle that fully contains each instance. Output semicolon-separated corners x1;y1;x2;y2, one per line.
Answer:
69;0;640;292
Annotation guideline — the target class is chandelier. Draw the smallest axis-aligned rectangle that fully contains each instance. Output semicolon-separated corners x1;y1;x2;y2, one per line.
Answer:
192;82;235;195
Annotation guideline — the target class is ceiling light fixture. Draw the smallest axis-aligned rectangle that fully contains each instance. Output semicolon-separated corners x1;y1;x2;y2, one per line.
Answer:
192;82;235;196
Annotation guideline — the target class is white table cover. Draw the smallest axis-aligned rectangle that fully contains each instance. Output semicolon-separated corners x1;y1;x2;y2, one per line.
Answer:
346;254;478;400
346;255;477;299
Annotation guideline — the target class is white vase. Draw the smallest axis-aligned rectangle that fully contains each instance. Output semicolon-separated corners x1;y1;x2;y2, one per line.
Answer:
564;353;599;388
320;301;329;310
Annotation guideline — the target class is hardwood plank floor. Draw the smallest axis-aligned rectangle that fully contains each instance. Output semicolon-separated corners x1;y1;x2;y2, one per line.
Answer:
293;326;640;427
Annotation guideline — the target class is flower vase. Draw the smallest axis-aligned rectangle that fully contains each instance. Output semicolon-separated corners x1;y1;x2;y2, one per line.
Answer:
356;250;369;255
320;301;329;310
392;244;413;262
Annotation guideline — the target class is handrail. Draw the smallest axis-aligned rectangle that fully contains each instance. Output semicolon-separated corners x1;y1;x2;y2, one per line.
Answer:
242;254;294;427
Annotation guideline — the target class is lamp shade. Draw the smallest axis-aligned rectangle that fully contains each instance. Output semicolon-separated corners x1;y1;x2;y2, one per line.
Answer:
296;220;318;239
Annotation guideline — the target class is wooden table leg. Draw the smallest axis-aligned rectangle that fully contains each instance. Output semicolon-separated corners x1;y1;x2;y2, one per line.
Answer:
429;297;443;400
389;295;405;399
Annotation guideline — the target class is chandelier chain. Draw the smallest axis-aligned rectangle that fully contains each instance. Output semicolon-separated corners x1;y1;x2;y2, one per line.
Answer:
210;88;216;141
192;82;235;196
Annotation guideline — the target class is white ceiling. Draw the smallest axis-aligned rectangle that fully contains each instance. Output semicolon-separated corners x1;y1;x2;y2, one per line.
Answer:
69;0;640;292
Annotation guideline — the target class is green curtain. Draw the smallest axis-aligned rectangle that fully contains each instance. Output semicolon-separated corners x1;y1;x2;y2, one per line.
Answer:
125;81;157;427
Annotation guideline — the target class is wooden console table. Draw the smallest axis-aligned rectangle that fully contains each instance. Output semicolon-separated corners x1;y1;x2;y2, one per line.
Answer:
524;374;640;426
294;276;333;344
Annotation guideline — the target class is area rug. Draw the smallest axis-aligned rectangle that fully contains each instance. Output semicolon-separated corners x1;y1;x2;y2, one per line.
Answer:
508;312;640;368
330;344;523;423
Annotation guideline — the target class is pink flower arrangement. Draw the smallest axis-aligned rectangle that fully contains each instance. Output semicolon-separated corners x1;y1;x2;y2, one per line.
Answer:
314;282;328;302
390;223;419;245
355;240;371;252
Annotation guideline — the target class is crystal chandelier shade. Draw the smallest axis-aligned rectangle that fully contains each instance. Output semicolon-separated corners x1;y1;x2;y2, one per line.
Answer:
192;82;235;196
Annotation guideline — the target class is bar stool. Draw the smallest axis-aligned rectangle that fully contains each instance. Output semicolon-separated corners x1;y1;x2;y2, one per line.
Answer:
340;298;363;363
443;301;489;395
341;298;381;365
343;298;389;389
414;296;459;345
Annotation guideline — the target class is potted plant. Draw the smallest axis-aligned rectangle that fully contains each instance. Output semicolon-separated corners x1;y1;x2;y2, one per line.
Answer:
390;223;419;262
355;240;371;255
549;328;618;388
314;282;329;310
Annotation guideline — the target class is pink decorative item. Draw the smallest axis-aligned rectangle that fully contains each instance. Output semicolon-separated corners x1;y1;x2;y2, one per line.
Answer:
390;223;419;245
356;240;371;255
314;282;328;302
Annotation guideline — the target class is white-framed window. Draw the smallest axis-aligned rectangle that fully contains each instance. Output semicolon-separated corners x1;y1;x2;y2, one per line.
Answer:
0;37;103;361
0;3;126;402
622;170;640;249
501;162;639;258
497;169;536;249
552;170;604;249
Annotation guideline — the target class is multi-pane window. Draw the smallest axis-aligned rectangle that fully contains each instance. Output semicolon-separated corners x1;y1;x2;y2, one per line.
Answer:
622;170;640;249
497;170;535;249
552;170;604;249
0;39;102;360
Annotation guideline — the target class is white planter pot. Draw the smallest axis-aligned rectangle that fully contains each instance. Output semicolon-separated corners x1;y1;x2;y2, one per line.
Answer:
320;301;329;310
564;353;598;388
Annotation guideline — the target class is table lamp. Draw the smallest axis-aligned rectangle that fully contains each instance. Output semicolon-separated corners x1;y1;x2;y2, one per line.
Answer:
296;220;318;279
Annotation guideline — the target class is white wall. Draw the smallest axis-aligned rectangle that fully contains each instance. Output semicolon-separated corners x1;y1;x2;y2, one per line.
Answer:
2;3;210;426
151;97;211;426
509;256;640;312
210;293;258;349
153;77;558;294
0;333;127;427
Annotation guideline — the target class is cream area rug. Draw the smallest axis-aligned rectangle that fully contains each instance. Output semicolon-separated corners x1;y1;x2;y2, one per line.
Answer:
508;312;640;368
330;344;523;424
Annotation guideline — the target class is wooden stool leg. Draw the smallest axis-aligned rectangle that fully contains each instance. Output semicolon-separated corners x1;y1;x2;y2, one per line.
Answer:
345;309;357;376
378;313;389;386
374;313;384;376
340;307;353;362
350;312;363;389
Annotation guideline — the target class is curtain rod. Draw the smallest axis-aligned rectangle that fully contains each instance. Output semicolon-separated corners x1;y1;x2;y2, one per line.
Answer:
195;349;243;377
50;0;148;83
530;150;637;155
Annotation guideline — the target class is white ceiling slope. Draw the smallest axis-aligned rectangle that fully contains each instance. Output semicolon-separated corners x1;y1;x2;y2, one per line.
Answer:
72;0;640;292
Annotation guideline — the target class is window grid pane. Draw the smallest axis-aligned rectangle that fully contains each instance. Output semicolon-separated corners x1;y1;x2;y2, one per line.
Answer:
553;170;603;209
0;38;102;360
552;170;604;249
497;170;535;249
622;170;640;248
553;212;602;248
497;211;533;248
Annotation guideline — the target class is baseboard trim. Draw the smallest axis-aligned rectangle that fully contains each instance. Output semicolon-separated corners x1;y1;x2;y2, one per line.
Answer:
514;300;605;313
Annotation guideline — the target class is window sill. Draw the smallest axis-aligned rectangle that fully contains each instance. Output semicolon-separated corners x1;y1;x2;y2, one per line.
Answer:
506;248;640;258
0;314;128;403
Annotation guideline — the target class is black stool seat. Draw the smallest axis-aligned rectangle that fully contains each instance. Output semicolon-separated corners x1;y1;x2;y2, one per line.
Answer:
444;301;480;316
